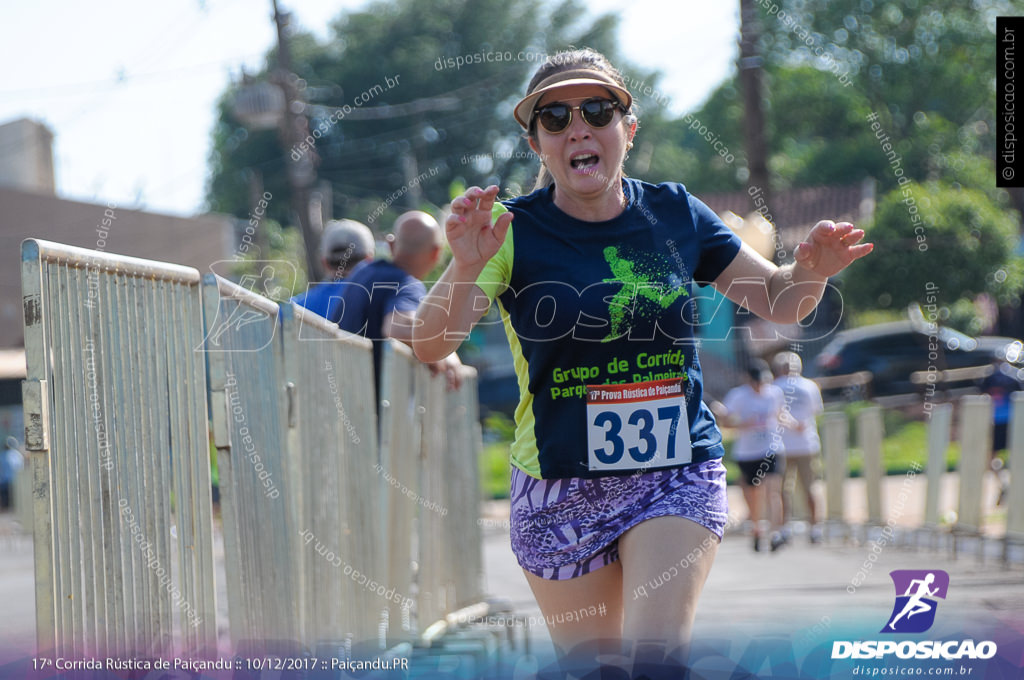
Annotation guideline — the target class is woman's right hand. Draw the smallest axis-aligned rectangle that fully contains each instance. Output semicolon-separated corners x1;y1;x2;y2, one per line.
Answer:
446;185;513;270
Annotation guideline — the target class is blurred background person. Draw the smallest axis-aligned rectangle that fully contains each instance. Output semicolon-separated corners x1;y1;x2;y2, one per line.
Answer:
337;210;461;394
980;350;1022;506
713;360;789;552
291;218;375;319
1;436;24;511
772;351;824;543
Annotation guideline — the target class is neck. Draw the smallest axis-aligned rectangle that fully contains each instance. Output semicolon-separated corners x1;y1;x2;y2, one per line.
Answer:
552;177;626;222
392;255;422;279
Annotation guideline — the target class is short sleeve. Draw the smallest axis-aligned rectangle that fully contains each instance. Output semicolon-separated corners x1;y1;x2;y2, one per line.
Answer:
810;380;825;415
387;277;426;315
723;386;744;415
690;194;743;286
474;223;514;302
771;385;785;413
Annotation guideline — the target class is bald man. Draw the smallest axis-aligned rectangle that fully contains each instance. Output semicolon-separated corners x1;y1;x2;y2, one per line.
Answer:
336;211;440;339
336;210;460;391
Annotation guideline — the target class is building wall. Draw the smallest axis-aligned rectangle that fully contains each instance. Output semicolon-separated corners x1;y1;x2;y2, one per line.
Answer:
1;187;234;348
0;118;55;196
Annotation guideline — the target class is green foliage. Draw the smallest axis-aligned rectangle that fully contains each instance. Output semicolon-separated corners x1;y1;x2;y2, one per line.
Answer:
656;1;1014;206
760;0;1008;145
641;80;746;193
846;421;959;478
848;308;905;328
484;412;517;441
205;0;659;239
230;219;310;301
481;442;512;499
843;182;1022;313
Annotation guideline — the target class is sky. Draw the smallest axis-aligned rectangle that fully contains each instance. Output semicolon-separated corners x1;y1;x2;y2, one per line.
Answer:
0;0;738;217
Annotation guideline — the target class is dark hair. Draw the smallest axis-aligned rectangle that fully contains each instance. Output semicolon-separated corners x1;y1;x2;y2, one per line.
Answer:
525;48;637;191
747;359;771;385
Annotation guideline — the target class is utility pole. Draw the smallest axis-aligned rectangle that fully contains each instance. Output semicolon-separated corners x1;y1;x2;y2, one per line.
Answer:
272;0;323;282
739;0;772;253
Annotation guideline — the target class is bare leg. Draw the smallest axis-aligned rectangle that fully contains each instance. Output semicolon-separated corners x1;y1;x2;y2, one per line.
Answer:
764;473;785;531
741;481;764;540
620;516;719;650
781;458;794;524
523;561;624;655
799;458;820;526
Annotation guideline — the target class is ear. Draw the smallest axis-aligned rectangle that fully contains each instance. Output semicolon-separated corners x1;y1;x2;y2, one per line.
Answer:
527;135;542;156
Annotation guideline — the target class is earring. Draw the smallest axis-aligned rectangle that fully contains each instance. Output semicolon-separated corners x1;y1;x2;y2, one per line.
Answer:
627;141;634;150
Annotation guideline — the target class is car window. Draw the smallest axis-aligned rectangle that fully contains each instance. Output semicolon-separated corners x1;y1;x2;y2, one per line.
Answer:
859;333;924;356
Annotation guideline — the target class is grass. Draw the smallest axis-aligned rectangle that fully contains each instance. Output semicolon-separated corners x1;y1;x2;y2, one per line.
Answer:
482;441;513;499
479;404;971;499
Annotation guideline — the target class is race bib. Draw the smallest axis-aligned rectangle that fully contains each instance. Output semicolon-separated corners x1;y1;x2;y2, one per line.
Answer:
586;378;692;472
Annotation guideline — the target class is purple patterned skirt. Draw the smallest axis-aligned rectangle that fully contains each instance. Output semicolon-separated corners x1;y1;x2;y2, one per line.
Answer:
509;459;729;580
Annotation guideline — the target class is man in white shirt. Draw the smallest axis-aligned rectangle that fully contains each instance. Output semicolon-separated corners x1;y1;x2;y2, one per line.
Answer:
772;351;825;543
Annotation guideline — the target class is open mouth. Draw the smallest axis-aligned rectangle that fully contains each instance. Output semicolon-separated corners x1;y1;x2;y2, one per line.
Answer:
570;153;599;170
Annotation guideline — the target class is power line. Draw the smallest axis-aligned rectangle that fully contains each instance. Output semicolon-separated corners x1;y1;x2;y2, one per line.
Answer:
0;54;267;99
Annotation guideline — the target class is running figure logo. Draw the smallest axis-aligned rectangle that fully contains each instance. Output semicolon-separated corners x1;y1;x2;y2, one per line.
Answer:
881;570;949;634
601;246;689;342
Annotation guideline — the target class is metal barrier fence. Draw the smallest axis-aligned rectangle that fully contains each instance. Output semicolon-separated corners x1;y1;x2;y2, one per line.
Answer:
378;341;425;639
21;239;217;658
419;367;484;626
378;342;485;636
281;301;383;647
1008;393;1024;552
819;394;1024;561
22;241;487;656
201;274;297;645
442;369;484;607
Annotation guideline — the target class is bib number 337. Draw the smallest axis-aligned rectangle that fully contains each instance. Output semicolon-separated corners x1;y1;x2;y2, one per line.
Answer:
585;378;692;472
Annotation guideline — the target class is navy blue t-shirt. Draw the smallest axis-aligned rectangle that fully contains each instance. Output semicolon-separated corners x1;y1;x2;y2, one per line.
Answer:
475;178;742;479
290;279;347;322
332;260;426;404
334;260;425;338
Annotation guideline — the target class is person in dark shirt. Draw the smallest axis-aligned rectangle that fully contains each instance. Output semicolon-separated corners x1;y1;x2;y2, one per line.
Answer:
291;219;375;319
412;47;872;662
336;211;460;393
980;351;1021;504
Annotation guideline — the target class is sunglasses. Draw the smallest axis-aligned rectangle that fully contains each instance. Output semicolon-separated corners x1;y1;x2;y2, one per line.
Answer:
532;97;625;134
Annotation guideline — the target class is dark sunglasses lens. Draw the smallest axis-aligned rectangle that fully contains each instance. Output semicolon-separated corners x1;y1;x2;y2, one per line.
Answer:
538;104;571;132
581;99;616;127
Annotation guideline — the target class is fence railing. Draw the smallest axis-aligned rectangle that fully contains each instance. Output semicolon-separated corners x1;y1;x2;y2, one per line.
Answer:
21;239;217;658
24;238;1020;658
201;274;297;645
279;301;384;646
21;241;485;657
819;392;1024;561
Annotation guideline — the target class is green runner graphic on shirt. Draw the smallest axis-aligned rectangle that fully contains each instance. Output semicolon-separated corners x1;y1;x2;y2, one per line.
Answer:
602;246;690;342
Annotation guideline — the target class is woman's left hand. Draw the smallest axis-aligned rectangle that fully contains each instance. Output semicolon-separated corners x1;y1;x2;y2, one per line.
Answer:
794;221;873;278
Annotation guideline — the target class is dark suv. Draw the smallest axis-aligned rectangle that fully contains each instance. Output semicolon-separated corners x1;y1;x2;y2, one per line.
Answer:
811;321;1018;398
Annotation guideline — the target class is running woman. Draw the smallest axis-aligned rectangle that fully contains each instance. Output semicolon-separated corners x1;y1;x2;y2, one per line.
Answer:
412;48;872;663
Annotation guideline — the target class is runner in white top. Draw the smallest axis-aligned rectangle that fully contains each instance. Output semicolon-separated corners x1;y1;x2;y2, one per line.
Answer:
772;351;825;543
714;360;790;552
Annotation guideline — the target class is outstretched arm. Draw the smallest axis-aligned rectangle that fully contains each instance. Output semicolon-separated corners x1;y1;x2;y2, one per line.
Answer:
413;185;512;362
713;221;873;324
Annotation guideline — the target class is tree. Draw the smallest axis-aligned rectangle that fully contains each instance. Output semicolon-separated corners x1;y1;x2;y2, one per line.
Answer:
645;1;1014;197
842;182;1022;315
205;0;662;277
